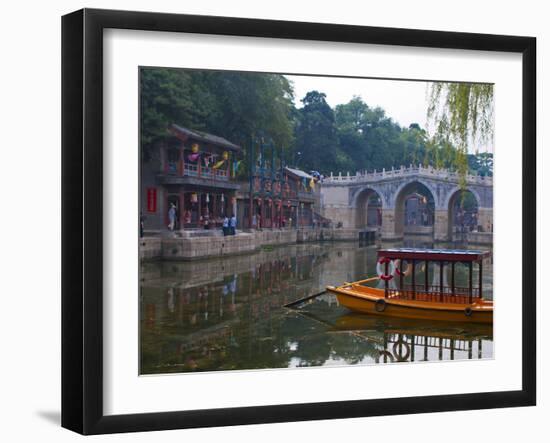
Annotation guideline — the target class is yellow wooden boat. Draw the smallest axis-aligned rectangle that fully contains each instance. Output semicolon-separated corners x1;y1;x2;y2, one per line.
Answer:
327;248;493;324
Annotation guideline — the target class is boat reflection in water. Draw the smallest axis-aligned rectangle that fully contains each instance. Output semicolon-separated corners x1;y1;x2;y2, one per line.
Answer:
332;313;493;364
140;241;493;374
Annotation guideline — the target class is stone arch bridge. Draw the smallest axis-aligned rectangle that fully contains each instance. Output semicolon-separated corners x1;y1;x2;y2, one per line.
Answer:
320;165;493;241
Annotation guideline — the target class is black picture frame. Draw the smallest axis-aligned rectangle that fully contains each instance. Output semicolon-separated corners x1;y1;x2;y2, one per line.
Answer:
62;8;536;435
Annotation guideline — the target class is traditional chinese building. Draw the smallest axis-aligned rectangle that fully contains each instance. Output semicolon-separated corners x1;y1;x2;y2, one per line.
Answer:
235;149;320;230
141;124;242;232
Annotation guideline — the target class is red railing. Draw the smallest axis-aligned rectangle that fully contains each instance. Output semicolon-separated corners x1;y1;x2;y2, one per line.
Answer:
182;163;229;180
183;163;199;176
385;284;480;304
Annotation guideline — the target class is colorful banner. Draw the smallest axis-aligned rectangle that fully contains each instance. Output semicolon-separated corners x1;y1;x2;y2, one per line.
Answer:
212;159;226;169
187;152;200;162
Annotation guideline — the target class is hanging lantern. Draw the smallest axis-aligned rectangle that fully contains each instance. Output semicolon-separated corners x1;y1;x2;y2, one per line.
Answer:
187;143;201;162
191;193;198;203
221;194;225;203
206;193;210;203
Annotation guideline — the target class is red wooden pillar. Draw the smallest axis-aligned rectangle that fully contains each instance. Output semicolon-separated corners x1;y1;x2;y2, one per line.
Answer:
249;195;253;229
479;260;483;299
451;262;455;296
424;261;429;293
179;147;185;176
411;260;416;300
180;191;185;228
161;147;168;173
201;192;202;228
399;260;404;292
211;194;216;221
163;191;168;227
439;261;444;302
468;261;473;304
384;261;389;298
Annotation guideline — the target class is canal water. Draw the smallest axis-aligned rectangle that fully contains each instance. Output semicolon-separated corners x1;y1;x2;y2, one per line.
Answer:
140;238;493;374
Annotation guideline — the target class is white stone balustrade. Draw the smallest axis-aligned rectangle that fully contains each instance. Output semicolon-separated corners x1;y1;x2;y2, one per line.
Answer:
325;164;492;185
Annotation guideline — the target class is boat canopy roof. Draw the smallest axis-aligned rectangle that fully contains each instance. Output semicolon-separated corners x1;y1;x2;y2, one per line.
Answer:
377;247;490;262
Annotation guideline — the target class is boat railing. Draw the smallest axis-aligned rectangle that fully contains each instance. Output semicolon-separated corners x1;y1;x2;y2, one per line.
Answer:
386;284;480;304
407;284;479;297
389;334;476;351
385;334;483;360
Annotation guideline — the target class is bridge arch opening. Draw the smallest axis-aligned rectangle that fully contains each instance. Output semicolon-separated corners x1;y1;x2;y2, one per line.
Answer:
448;189;480;240
394;181;435;238
355;188;383;229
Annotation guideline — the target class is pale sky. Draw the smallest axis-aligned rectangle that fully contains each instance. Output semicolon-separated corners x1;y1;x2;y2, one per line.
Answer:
286;74;430;129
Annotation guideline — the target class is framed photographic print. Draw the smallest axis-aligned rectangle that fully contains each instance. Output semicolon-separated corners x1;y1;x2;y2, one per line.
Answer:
62;8;536;435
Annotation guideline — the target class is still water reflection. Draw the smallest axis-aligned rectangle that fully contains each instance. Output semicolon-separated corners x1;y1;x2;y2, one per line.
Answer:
140;238;493;374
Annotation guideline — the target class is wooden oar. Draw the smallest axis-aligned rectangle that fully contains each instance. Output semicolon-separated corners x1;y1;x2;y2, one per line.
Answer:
284;290;327;309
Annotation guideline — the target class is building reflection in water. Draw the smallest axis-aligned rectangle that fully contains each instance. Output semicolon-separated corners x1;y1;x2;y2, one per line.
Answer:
140;241;493;374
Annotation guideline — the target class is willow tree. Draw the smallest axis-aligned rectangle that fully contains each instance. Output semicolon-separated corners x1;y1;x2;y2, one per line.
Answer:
427;82;494;188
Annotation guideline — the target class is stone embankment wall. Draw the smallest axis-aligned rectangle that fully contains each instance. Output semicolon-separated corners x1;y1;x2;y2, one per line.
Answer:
140;228;367;261
403;225;434;235
452;232;493;245
139;237;162;260
140;242;327;288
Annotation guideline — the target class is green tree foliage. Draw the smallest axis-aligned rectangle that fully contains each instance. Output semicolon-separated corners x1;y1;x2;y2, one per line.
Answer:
140;69;215;157
300;96;431;175
140;69;485;177
427;82;494;151
140;68;295;161
468;152;494;177
292;91;345;172
427;83;494;186
203;71;295;149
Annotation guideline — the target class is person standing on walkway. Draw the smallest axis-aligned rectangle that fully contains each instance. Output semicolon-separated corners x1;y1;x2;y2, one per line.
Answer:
168;203;177;231
222;216;229;236
230;214;237;235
